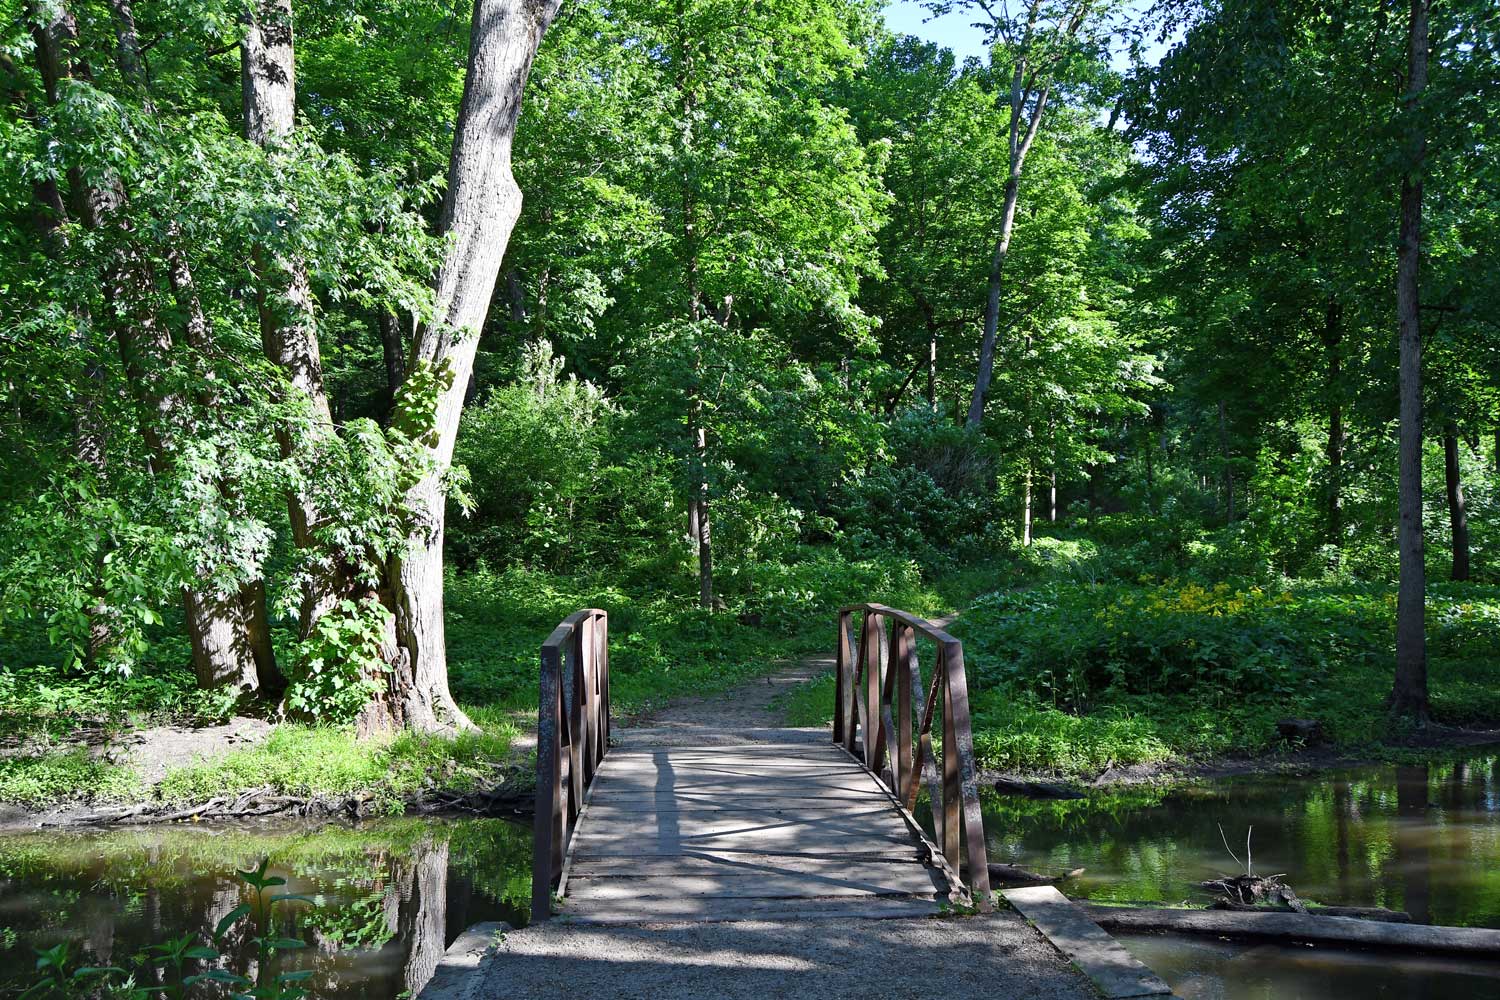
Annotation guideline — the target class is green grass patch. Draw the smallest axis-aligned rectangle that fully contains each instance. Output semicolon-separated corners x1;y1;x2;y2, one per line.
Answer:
776;670;837;727
0;750;140;806
155;722;519;811
969;696;1173;773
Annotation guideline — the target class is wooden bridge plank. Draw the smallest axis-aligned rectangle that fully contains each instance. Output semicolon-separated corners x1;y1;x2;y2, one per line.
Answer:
580;801;887;817
557;736;952;924
554;895;944;925
568;869;944;900
568;853;935;878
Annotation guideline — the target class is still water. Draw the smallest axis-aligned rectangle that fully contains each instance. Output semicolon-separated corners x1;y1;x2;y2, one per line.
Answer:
982;753;1500;999
984;754;1500;927
1119;931;1500;1000
0;817;532;997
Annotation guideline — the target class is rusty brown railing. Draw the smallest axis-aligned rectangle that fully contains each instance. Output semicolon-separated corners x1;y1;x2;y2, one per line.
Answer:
834;603;992;909
531;608;610;921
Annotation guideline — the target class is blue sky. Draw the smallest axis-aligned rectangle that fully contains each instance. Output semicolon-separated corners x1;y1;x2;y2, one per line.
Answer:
880;0;1174;71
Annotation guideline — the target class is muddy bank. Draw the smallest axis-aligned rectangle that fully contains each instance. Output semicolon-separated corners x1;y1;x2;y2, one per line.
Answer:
0;777;534;831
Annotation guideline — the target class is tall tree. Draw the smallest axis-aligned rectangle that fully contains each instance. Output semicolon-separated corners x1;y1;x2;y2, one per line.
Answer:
1389;0;1430;723
930;0;1122;429
382;0;564;730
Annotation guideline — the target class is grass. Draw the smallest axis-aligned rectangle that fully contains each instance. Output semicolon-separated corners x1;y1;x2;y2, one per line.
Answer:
0;546;960;810
153;722;519;811
0;750;140;807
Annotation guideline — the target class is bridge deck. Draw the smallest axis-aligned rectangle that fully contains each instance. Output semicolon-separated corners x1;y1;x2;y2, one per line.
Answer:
555;731;953;924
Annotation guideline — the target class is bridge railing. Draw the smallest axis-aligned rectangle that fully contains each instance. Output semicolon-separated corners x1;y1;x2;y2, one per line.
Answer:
835;603;992;910
531;608;610;921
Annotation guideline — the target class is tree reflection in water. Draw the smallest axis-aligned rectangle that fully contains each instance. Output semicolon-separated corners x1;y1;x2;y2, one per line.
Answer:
981;752;1500;928
0;817;531;998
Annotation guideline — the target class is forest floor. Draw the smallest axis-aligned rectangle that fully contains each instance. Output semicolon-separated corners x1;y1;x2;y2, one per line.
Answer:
6;535;1500;818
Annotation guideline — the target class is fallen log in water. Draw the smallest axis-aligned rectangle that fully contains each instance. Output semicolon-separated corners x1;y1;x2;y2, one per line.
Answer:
1082;904;1500;956
987;863;1085;886
992;776;1086;799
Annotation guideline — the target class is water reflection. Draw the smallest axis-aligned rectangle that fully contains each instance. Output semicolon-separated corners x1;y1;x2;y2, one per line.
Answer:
982;753;1500;927
0;817;531;997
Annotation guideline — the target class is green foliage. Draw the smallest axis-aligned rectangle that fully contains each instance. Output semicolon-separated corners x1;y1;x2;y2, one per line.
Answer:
951;577;1500;773
451;342;617;570
0;750;139;807
968;697;1173;774
284;598;392;723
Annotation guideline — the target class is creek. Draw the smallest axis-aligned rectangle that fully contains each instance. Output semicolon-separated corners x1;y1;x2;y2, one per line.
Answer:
4;753;1500;998
0;816;532;997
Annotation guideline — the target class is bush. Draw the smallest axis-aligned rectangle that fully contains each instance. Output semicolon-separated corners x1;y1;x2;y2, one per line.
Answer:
957;581;1379;709
450;341;616;570
952;579;1500;770
834;466;1006;568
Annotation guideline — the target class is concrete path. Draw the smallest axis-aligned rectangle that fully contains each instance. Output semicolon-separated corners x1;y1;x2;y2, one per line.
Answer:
456;913;1101;1000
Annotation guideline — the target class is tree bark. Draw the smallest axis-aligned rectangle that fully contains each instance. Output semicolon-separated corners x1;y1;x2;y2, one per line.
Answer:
675;11;714;609
385;0;563;732
1395;765;1432;923
1218;399;1234;524
242;0;349;638
374;310;407;425
1390;0;1429;724
695;423;714;607
1322;302;1344;545
32;0;262;691
927;317;939;412
398;837;449;997
1021;460;1033;546
1444;421;1470;581
966;83;1050;430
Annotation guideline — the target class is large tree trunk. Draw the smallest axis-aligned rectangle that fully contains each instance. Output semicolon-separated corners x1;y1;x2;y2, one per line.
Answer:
1444;421;1470;581
927;320;938;412
1218;399;1234;524
398;836;450;997
1323;302;1344;545
377;309;407;422
695;423;714;608
20;5;119;667
242;0;348;638
674;16;714;610
1394;765;1432;923
1390;0;1429;724
384;0;563;732
1021;459;1033;547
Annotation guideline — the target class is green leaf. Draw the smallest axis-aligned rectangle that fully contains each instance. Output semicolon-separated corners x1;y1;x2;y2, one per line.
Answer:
215;904;253;939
